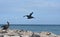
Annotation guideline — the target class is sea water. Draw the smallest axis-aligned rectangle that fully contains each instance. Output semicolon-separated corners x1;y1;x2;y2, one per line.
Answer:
0;24;60;34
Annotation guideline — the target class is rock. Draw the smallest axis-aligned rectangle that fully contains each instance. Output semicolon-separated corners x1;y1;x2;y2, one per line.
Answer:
4;35;20;37
20;31;33;37
40;32;57;37
0;34;4;37
0;29;60;37
31;33;40;37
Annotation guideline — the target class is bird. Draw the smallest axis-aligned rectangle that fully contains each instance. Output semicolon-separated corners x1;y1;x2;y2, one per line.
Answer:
23;12;34;19
1;21;10;30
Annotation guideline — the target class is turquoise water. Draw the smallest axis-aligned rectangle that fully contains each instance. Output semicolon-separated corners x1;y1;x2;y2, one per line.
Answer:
0;24;60;34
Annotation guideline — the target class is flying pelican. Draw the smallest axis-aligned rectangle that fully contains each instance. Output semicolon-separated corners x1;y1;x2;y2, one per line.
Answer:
23;12;34;19
1;21;10;30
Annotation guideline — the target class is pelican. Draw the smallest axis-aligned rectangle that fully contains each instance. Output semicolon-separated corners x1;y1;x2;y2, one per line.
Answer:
1;21;10;30
23;12;34;19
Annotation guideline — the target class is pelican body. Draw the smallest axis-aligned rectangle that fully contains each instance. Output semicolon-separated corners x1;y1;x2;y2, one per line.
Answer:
24;12;34;19
1;21;10;30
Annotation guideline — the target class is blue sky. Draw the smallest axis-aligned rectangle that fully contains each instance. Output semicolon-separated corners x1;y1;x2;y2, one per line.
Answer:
0;0;60;24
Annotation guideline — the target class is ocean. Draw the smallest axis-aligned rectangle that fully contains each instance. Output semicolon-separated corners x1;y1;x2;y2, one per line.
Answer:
0;24;60;35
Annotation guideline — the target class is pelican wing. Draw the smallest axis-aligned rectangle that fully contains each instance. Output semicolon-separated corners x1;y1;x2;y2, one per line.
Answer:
29;12;33;16
23;15;27;17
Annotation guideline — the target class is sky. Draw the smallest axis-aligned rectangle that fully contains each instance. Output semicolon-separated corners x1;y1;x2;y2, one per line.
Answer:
0;0;60;24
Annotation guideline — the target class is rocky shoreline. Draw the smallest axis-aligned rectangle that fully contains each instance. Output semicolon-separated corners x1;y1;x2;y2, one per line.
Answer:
0;29;60;37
